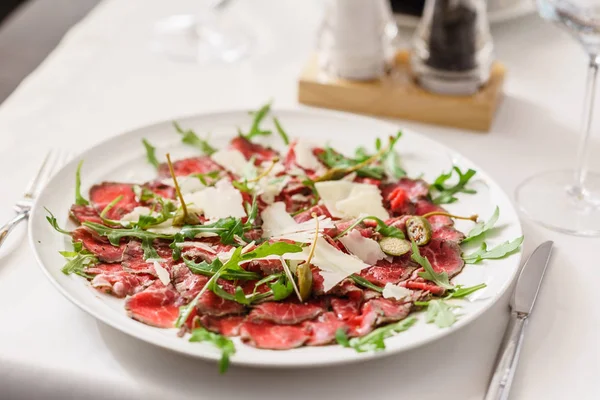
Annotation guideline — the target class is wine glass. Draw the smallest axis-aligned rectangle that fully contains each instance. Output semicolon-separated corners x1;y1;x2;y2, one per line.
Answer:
515;0;600;236
150;0;254;63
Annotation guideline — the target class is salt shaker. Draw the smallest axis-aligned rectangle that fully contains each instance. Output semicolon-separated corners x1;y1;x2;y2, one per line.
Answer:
411;0;494;95
317;0;396;80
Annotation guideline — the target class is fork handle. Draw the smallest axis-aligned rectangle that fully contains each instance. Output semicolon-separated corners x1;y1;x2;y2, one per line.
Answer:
0;212;29;248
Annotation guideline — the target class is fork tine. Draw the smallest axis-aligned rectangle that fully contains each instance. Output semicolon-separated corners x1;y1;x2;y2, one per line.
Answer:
23;150;55;198
26;149;71;199
43;149;70;196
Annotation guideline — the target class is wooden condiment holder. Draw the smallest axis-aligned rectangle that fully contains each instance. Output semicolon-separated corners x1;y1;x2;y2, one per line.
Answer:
298;50;505;132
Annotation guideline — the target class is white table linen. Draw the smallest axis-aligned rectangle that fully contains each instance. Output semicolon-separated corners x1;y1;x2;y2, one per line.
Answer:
0;1;599;399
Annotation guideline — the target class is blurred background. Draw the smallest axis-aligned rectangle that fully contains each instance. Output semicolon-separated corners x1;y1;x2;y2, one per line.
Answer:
0;0;535;103
0;0;99;101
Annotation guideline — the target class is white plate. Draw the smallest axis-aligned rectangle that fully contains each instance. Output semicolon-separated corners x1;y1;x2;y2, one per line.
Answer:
29;109;522;368
394;0;535;28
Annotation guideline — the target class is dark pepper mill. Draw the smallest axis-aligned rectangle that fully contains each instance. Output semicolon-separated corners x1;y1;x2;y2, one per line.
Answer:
411;0;493;95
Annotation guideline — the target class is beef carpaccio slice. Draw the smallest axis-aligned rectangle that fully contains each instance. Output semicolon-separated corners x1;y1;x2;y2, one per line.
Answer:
72;227;126;263
157;156;222;178
125;283;182;328
240;320;310;350
248;301;324;325
418;238;464;278
229;136;277;164
89;182;138;220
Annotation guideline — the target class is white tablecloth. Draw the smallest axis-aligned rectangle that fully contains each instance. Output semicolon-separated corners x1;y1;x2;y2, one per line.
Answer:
1;1;599;399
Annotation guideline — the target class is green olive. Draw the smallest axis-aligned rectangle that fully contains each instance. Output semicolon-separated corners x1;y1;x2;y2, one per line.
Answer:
406;216;432;246
296;262;313;302
379;237;411;256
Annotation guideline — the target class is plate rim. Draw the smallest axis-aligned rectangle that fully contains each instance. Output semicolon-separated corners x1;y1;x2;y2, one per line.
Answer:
28;107;523;368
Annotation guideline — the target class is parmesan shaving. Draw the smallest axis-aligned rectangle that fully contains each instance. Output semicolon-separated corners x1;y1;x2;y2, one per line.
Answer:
281;237;370;292
147;219;181;235
183;179;246;220
261;202;334;243
211;148;250;176
174;241;216;254
152;260;171;286
119;206;159;226
338;229;386;265
315;181;389;220
293;140;326;173
159;175;205;194
382;283;412;301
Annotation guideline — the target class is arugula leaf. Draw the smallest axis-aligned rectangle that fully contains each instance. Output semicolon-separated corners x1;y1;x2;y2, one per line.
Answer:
82;221;174;246
45;208;71;235
245;195;259;227
337;317;417;352
176;247;244;327
334;215;404;240
350;274;383;293
141;237;160;260
209;243;301;304
217;218;243;245
375;221;405;239
60;242;97;278
411;242;453;290
189;327;236;374
244;102;272;140
318;147;385;180
301;178;320;206
173;121;216;155
183;257;259;280
449;283;487;298
270;274;294;300
241;241;302;259
135;200;176;230
142;139;160;169
335;131;404;181
424;299;459;328
97;195;125;227
181;242;301;316
170;217;250;259
133;185;156;203
273;117;289;145
462;236;524;264
335;328;351;347
386;151;407;179
430;166;477;204
75;160;89;206
233;272;294;305
231;180;252;193
463;206;500;243
179;217;248;245
191;171;221;186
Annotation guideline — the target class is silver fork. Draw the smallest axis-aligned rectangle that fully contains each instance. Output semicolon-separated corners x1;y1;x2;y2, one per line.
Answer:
0;150;70;248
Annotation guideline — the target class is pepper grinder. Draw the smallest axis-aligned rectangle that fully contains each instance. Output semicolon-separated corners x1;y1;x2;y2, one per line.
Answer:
411;0;494;95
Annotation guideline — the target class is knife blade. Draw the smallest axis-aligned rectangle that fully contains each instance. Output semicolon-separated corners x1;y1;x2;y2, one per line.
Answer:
485;241;554;400
511;240;553;315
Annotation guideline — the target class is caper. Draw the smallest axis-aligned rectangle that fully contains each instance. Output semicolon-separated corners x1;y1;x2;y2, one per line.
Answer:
172;207;201;226
379;237;411;256
296;262;313;302
406;216;432;246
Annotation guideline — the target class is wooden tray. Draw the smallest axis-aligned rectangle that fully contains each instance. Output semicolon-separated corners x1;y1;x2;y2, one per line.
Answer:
298;50;505;132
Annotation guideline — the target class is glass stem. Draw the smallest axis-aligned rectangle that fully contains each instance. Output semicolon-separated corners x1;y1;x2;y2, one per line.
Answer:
573;54;599;195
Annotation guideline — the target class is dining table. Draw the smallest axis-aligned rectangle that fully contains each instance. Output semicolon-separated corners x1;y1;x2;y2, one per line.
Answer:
0;0;598;399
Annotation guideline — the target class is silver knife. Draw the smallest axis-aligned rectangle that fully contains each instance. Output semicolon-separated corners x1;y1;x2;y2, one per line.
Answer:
484;241;554;400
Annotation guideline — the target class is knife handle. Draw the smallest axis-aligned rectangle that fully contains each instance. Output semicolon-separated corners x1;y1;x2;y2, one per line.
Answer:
484;312;529;400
